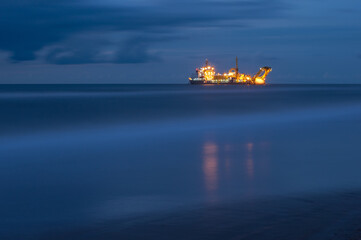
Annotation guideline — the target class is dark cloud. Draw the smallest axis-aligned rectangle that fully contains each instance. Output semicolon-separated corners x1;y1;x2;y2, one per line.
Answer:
0;0;285;64
44;37;112;65
45;35;172;64
115;35;177;64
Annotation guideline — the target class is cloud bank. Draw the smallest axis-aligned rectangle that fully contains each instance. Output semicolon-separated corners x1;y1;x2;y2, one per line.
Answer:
0;0;284;64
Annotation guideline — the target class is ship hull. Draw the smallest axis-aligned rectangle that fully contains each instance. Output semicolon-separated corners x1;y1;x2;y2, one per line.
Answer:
189;79;250;85
189;80;206;85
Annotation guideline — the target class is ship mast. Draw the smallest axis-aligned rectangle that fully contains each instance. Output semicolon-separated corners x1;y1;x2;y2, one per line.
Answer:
235;56;239;80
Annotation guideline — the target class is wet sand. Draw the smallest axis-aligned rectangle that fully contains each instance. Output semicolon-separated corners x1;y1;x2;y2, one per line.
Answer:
36;191;361;240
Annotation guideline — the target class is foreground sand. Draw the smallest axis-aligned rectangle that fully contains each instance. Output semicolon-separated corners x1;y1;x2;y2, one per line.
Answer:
37;191;361;240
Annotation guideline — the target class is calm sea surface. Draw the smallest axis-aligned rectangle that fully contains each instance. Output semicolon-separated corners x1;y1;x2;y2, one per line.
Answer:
2;84;361;239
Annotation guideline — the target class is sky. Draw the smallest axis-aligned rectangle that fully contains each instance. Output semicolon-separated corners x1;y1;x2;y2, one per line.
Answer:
0;0;360;83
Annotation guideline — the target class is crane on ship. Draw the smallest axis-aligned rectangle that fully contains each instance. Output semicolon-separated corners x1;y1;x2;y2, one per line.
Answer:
228;57;239;78
228;58;272;85
252;67;272;85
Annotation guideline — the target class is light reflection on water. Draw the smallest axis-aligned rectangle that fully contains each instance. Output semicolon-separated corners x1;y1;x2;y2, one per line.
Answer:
202;141;219;193
246;143;255;179
201;139;267;201
200;138;274;202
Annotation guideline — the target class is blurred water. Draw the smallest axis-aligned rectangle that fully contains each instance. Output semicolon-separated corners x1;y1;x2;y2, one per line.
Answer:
1;84;361;239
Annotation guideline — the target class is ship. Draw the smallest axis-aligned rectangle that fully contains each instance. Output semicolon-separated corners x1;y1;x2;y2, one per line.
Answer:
189;57;272;85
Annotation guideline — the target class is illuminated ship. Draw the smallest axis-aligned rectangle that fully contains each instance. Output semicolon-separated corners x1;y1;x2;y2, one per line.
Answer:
189;58;272;85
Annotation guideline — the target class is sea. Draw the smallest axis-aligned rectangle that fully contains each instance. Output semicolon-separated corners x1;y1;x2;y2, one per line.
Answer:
2;84;361;239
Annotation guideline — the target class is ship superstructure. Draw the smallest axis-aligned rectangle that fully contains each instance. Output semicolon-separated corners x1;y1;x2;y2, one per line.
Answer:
189;58;272;85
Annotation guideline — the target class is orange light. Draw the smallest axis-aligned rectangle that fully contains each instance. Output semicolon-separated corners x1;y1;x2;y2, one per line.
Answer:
254;78;265;85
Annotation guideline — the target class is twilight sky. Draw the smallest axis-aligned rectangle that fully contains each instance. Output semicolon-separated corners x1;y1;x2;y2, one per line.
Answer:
0;0;360;83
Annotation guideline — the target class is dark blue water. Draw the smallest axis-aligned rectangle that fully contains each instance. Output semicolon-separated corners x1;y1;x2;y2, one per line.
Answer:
2;84;361;239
